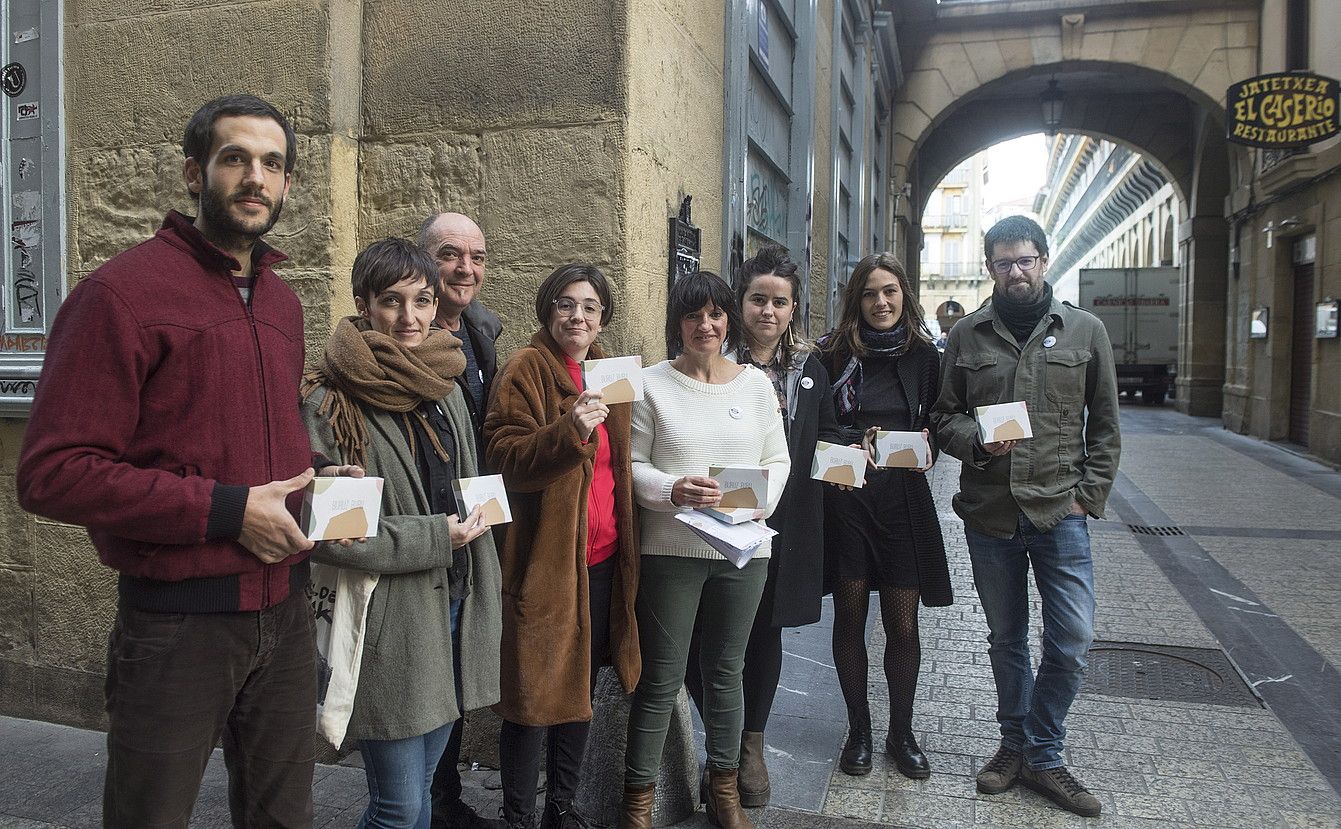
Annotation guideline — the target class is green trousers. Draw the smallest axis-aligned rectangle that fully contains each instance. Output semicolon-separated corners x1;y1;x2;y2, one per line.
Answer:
624;555;768;785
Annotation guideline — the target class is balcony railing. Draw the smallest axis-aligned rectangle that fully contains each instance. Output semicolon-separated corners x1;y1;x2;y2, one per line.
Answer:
923;262;982;278
921;213;969;230
940;169;971;188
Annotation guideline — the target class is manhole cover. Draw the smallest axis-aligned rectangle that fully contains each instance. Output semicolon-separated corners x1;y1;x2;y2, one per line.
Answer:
1082;641;1261;707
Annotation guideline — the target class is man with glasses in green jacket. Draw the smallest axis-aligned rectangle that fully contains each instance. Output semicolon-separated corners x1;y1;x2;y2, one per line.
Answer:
932;215;1120;819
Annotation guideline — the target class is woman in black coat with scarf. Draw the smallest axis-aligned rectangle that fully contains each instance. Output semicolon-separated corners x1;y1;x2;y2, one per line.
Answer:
817;252;953;781
684;244;842;808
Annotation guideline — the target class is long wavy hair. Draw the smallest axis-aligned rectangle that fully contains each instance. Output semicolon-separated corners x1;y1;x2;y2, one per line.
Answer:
820;252;933;366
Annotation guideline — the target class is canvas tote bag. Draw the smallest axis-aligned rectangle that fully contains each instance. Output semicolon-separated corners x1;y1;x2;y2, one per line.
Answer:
308;561;380;747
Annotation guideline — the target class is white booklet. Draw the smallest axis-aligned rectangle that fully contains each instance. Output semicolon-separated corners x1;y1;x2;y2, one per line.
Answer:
451;474;513;527
975;401;1033;443
302;477;385;540
582;355;644;404
674;511;777;569
701;465;768;524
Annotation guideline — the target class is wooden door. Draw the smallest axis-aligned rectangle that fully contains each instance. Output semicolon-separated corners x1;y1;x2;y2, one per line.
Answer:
1289;262;1314;445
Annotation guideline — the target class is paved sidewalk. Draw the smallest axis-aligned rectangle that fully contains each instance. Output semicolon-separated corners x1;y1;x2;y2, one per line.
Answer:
817;404;1341;828
2;403;1340;828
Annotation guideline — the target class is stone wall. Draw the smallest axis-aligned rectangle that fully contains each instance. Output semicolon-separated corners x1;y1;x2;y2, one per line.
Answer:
1;0;363;726
358;0;629;359
2;0;863;728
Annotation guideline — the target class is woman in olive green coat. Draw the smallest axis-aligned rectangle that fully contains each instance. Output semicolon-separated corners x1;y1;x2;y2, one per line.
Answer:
302;238;502;829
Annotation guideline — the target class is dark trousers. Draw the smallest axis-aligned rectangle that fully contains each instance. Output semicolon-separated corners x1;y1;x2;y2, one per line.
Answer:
102;589;316;828
499;556;615;821
685;603;784;733
429;717;466;826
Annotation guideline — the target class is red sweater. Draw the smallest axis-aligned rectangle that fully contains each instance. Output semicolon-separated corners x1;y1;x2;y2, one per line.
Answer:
564;356;618;566
17;212;315;612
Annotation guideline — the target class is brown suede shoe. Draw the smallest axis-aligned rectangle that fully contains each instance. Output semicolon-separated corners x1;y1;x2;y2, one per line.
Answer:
975;745;1023;794
619;782;655;829
704;767;754;829
1020;764;1102;817
737;731;770;807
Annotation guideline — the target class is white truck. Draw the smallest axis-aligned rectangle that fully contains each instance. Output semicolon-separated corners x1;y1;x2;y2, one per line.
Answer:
1076;267;1179;405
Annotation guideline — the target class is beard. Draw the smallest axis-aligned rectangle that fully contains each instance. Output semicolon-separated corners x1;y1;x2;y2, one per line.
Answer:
1000;276;1046;303
197;173;285;249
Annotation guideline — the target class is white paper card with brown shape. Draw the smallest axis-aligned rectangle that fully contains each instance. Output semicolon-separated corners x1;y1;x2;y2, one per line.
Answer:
581;355;644;404
302;477;385;541
452;474;513;527
702;465;768;524
810;441;867;488
975;401;1033;444
873;430;931;469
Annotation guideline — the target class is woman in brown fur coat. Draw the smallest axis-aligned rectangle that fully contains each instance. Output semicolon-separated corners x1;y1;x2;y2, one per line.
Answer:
483;264;640;829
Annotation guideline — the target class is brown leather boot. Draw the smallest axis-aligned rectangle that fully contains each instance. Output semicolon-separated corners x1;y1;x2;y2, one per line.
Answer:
705;766;754;829
737;731;770;807
619;782;655;829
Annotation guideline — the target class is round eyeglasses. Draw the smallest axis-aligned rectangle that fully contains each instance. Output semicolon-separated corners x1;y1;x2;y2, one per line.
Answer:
553;297;605;319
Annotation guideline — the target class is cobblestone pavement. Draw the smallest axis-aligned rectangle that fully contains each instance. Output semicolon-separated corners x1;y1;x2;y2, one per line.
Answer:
819;404;1341;828
2;404;1340;829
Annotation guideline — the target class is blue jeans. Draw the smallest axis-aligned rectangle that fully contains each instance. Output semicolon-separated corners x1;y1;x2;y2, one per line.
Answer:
357;599;462;828
965;513;1095;770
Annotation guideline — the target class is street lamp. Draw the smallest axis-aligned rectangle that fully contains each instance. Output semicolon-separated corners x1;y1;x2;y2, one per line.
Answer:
1041;79;1064;135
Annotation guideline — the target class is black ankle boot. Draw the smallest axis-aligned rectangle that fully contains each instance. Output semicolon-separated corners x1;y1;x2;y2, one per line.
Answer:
839;706;873;775
885;728;930;779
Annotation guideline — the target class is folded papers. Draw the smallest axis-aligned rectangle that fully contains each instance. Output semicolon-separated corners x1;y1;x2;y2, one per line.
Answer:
674;511;776;568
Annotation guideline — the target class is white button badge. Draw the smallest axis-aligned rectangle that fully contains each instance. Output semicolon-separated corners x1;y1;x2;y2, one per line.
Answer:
729;406;743;419
800;377;814;390
1043;335;1057;348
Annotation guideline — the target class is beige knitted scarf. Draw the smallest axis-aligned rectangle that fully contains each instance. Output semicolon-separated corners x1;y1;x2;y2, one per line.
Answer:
301;316;467;469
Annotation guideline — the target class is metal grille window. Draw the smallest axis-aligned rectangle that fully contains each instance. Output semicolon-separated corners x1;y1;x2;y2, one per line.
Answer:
0;0;63;413
724;0;817;327
828;0;867;328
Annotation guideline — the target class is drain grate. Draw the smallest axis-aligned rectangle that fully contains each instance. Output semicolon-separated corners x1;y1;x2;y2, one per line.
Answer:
1082;641;1261;708
1127;523;1186;536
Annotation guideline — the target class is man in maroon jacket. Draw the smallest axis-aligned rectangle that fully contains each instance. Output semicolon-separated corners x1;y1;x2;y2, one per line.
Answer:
18;95;325;827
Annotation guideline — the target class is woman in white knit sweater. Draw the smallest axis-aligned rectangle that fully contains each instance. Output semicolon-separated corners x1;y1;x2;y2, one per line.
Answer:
620;272;789;829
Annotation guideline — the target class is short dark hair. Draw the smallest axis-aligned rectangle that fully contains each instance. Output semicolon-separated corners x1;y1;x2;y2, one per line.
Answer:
535;263;615;327
735;243;800;305
351;238;440;304
983;214;1049;260
665;271;743;355
183;94;297;178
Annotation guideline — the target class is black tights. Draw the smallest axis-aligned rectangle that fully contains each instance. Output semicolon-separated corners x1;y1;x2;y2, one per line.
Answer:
831;577;921;729
685;606;784;733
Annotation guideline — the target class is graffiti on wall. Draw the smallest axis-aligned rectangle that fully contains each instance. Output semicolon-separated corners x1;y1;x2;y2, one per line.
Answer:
11;190;42;326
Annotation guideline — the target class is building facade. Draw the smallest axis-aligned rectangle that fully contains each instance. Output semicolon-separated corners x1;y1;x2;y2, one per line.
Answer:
1222;0;1341;458
1038;134;1182;304
0;0;903;727
917;155;990;333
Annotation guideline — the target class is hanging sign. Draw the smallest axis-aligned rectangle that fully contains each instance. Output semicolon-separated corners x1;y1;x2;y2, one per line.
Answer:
1226;72;1340;149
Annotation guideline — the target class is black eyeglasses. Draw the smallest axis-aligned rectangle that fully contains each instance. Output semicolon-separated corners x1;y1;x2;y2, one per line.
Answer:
989;256;1041;275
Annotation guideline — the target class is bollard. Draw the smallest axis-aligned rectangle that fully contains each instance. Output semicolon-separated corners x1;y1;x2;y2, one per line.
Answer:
575;667;699;827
